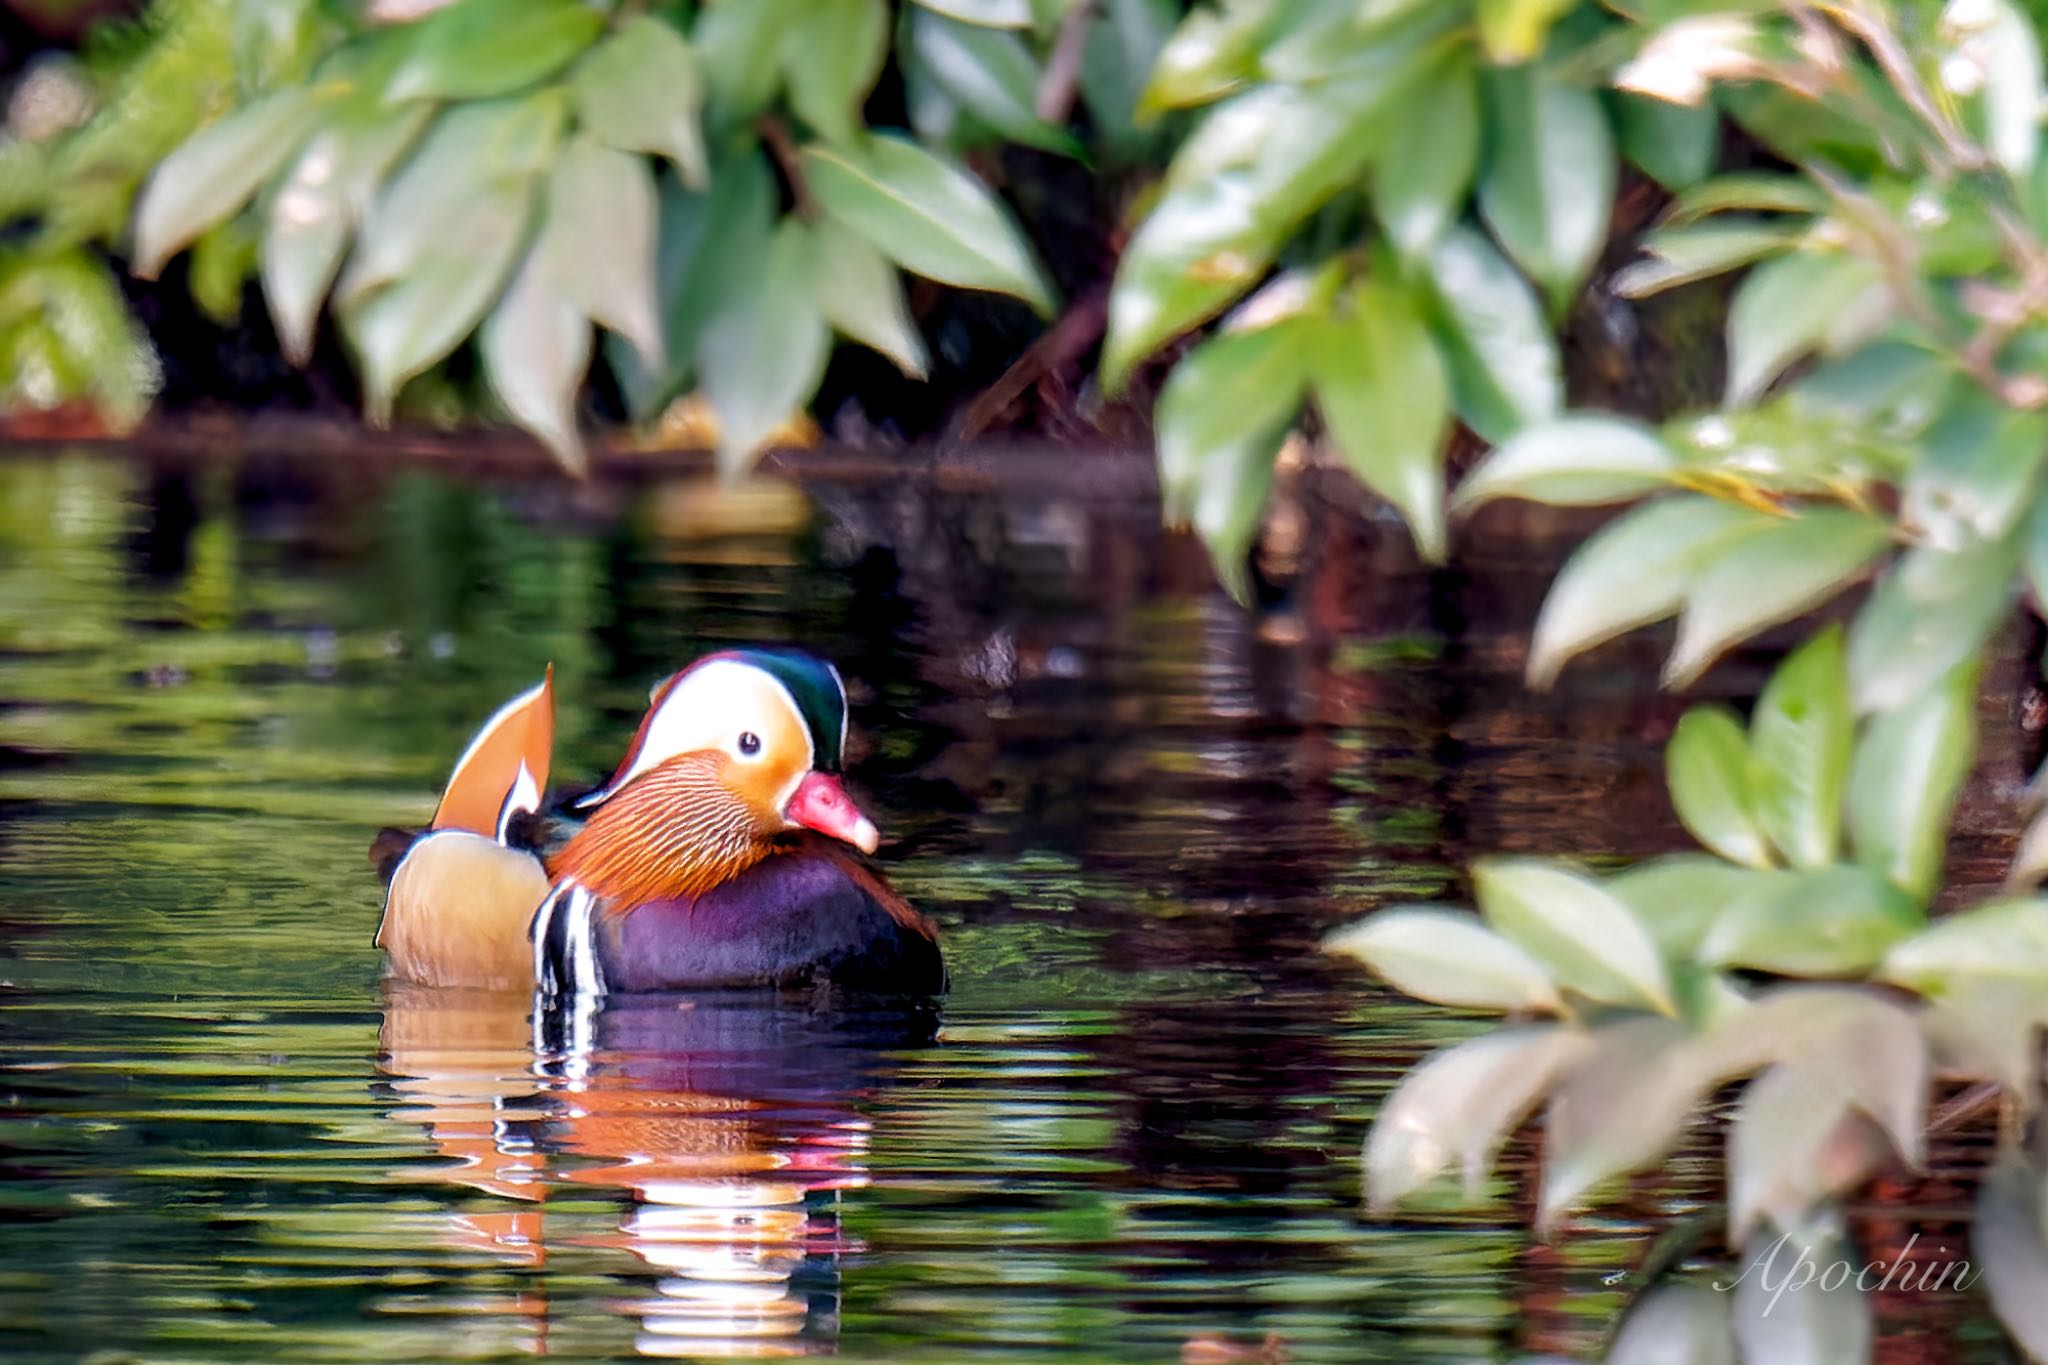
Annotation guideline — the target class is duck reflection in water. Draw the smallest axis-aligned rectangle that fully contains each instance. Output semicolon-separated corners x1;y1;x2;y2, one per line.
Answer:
372;652;945;1355
379;983;939;1358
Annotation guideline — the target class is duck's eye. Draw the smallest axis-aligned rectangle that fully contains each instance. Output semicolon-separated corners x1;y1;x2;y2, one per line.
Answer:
737;731;762;757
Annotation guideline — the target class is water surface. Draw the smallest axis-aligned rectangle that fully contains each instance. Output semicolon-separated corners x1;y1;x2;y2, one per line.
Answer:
0;447;2007;1362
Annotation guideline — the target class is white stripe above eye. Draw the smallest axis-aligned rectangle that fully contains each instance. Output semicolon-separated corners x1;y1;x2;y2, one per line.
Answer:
580;659;813;805
496;759;541;843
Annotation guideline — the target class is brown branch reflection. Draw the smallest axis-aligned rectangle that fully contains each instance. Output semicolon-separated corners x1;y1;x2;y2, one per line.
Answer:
378;983;936;1357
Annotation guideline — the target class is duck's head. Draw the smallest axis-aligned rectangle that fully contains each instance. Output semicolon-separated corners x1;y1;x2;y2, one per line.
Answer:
552;649;878;904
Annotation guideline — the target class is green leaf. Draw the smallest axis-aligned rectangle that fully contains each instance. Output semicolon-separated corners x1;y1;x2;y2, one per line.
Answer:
1419;224;1563;442
1477;64;1615;312
913;0;1032;25
1980;0;2042;178
1665;508;1890;687
1079;0;1176;158
1698;865;1923;976
1878;898;2048;993
1905;391;2048;544
1664;173;1826;226
1528;495;1769;688
809;216;929;379
1155;321;1310;602
1104;62;1424;390
1366;1026;1591;1211
482;236;591;474
1474;858;1675;1015
570;15;708;187
1475;0;1573;64
545;137;661;371
908;9;1076;155
803;135;1054;314
784;0;890;146
385;0;603;102
1312;276;1451;563
1731;1228;1871;1361
1728;1063;1886;1246
134;88;325;279
1746;628;1852;870
1847;662;1976;903
340;96;566;307
1845;536;2016;716
1454;414;1676;509
1325;907;1560;1012
1975;1153;2048;1361
697;219;831;478
261;101;432;365
1538;1014;1707;1227
1615;90;1720;192
1610;856;1785;959
1613;221;1799;299
695;0;797;116
1609;1285;1736;1365
1372;52;1478;260
1725;251;1884;405
1667;705;1773;869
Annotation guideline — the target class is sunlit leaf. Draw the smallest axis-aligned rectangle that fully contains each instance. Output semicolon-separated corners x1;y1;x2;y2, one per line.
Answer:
1847;662;1976;902
1665;705;1772;868
1474;858;1675;1015
1616;90;1719;192
261;101;431;365
1699;865;1923;976
385;0;602;102
1613;221;1799;298
1725;251;1884;405
1976;1153;2048;1359
697;219;830;478
1979;0;2042;178
1746;627;1852;870
784;0;890;146
1455;414;1676;509
1373;52;1478;260
1475;0;1573;64
1325;907;1560;1013
1477;64;1615;312
810;216;929;379
1665;509;1890;687
1730;1228;1872;1364
908;9;1076;155
340;96;565;306
1137;1;1265;113
1878;897;2048;993
1312;276;1451;563
1155;321;1310;602
1540;1014;1706;1227
1367;1025;1591;1211
1608;1283;1735;1365
482;235;590;473
804;135;1054;314
134;88;324;279
1418;225;1562;443
1610;856;1785;959
547;137;661;370
570;15;708;187
1529;496;1767;688
913;0;1032;25
1664;173;1826;226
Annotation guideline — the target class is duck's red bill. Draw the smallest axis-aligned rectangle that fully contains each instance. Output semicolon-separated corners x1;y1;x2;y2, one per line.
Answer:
784;772;880;854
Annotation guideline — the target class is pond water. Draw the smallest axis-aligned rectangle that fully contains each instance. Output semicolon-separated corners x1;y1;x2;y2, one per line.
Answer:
0;446;2015;1362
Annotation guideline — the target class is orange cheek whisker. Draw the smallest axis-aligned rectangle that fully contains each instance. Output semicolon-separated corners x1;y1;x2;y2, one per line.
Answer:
548;755;773;910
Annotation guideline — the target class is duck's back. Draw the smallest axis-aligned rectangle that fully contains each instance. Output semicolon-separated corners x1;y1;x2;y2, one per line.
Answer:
589;838;945;995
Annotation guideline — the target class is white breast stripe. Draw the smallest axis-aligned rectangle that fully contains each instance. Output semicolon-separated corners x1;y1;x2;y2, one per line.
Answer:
496;758;541;843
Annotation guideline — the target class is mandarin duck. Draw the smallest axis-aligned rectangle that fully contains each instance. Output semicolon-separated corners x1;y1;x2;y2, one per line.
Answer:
374;649;945;998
